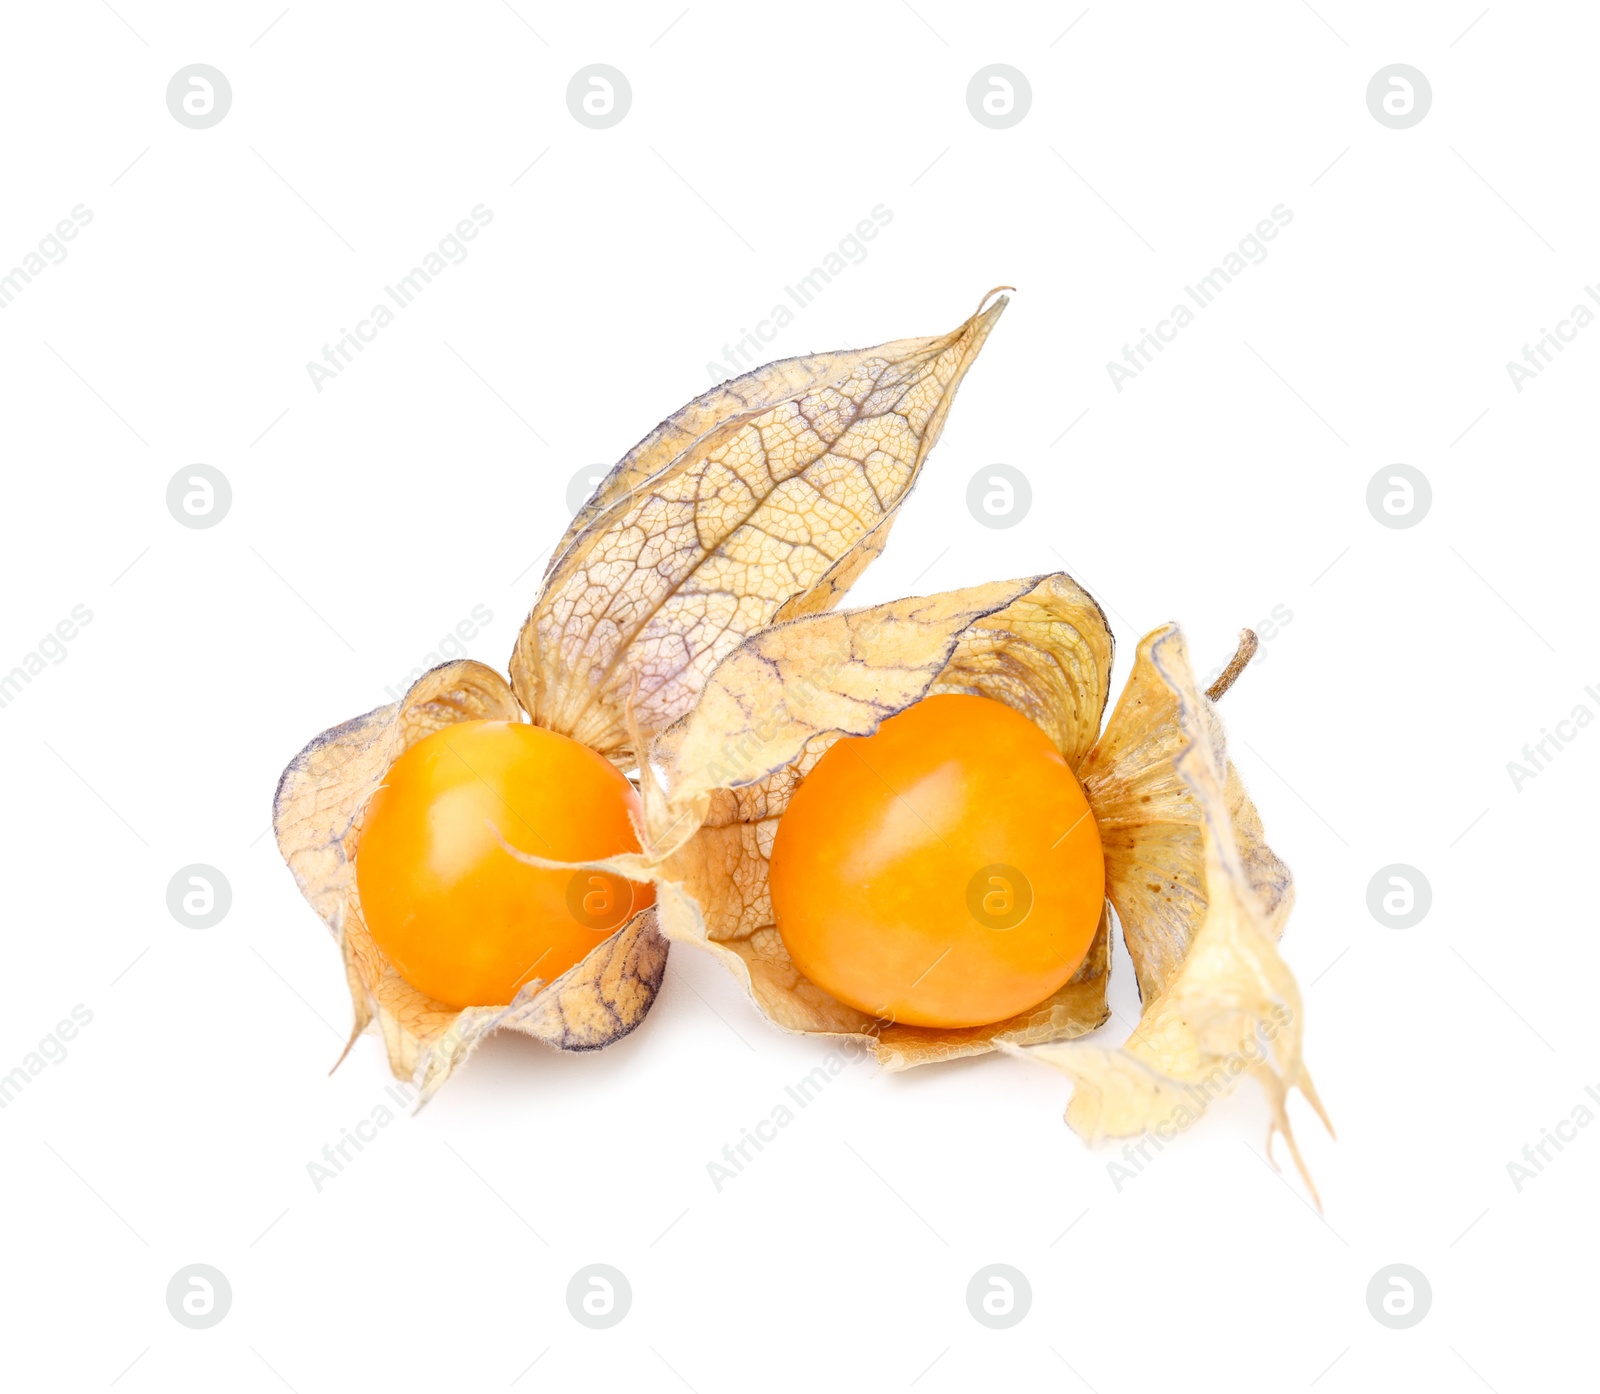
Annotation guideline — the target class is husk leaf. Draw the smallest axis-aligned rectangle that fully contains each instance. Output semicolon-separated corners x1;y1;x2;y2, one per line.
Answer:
1001;627;1330;1200
511;296;1009;763
1078;626;1293;1003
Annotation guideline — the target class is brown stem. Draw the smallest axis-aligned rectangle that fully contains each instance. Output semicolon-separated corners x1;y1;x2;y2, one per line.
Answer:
1205;629;1259;702
975;284;1016;315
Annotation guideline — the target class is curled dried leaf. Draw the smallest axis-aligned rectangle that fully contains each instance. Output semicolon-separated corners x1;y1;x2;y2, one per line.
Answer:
272;660;667;1098
1077;626;1292;1004
1002;627;1329;1199
512;297;1009;762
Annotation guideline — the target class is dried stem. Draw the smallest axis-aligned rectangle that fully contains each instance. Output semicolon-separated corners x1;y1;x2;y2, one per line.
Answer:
1205;629;1259;702
975;284;1016;315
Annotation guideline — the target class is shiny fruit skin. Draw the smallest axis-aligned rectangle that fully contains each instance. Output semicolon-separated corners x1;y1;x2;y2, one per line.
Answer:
768;694;1104;1028
355;719;653;1009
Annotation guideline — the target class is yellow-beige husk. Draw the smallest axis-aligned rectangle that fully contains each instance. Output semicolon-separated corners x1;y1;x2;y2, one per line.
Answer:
271;295;1011;1100
601;573;1331;1197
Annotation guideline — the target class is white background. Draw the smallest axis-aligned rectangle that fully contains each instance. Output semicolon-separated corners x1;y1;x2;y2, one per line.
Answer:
1;2;1593;1390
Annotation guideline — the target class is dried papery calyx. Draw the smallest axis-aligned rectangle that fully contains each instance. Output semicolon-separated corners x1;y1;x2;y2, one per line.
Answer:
629;579;1327;1194
1002;627;1330;1204
273;662;668;1101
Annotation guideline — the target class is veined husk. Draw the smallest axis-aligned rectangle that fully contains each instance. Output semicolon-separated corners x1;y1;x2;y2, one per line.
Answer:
621;572;1327;1189
1000;628;1331;1202
271;297;1009;1097
511;293;1010;763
